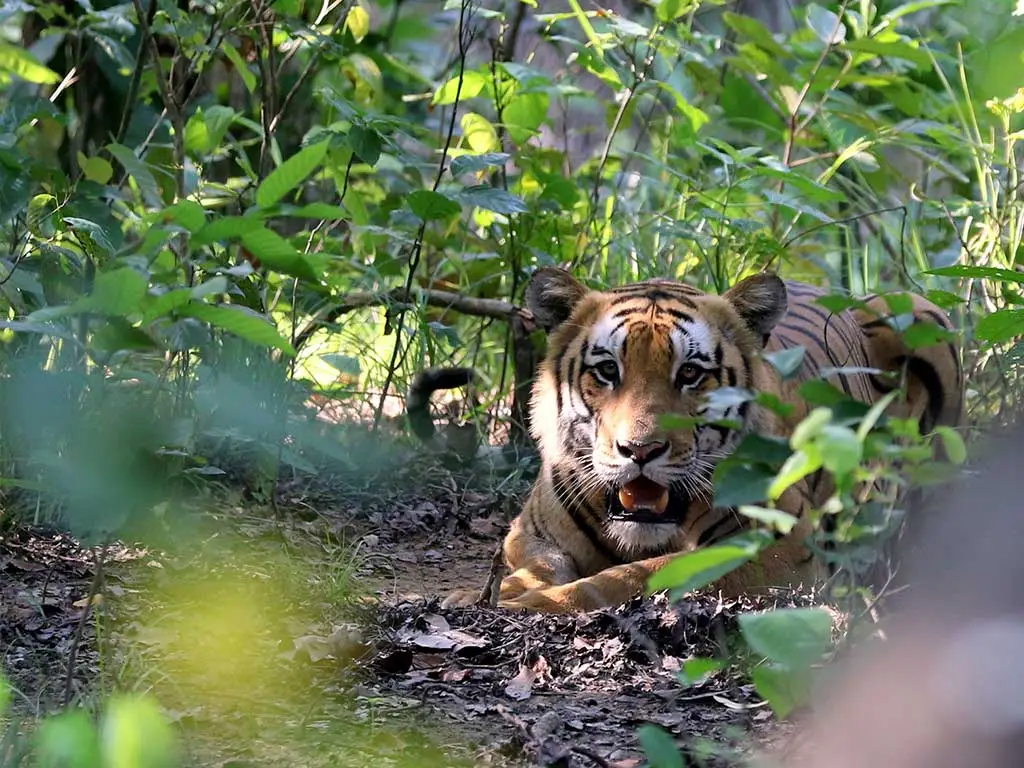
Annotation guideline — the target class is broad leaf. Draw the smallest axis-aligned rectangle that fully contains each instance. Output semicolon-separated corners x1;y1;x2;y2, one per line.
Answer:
648;532;772;593
764;346;805;379
460;185;529;215
739;607;833;668
238;228;320;282
806;4;846;44
180;303;296;356
256;140;330;208
409;190;462;222
451;152;510;176
107;144;162;206
752;664;811;719
976;309;1024;344
926;265;1024;283
638;724;685;768
0;42;60;84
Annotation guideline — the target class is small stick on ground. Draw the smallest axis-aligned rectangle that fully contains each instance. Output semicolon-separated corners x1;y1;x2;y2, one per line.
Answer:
572;745;615;768
63;543;105;707
478;540;505;608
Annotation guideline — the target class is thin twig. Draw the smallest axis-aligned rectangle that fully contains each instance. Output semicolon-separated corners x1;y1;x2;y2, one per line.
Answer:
63;544;105;708
291;286;527;355
371;0;473;429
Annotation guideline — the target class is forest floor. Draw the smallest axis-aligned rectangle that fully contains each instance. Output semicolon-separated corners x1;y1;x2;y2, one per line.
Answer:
0;439;814;767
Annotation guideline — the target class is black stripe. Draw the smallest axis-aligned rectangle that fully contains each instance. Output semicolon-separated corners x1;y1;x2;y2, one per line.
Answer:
551;468;622;563
697;512;746;546
903;356;946;434
660;307;695;322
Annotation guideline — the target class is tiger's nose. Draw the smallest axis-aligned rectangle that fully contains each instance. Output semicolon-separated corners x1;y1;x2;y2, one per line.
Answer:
616;439;670;464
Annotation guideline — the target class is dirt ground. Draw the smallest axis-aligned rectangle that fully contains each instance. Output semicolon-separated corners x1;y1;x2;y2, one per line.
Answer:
0;451;811;767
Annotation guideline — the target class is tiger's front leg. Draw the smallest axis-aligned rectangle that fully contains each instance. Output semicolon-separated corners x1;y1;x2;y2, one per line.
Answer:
440;513;581;609
498;555;676;613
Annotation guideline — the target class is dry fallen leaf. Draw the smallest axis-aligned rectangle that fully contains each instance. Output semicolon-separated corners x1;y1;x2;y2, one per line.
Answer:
504;655;549;701
293;624;367;663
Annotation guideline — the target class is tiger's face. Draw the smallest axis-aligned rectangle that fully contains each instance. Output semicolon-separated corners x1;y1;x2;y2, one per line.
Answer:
527;269;788;544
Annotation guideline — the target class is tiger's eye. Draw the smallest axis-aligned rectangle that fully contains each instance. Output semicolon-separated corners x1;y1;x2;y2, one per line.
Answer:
676;363;703;388
594;360;619;382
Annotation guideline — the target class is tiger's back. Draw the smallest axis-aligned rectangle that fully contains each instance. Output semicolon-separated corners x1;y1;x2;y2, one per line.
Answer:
439;270;963;613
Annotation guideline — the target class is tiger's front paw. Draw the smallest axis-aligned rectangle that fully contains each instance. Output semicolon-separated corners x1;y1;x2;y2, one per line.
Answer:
440;588;485;609
499;583;587;614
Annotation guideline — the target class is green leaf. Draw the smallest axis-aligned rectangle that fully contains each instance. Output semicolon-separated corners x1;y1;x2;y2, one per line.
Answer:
647;532;772;593
161;200;207;232
408;190;462;222
901;322;956;350
348;125;382;166
255;140;330;208
768;449;822;501
184;105;237;155
791;407;832;449
752;664;811;719
799;379;848;407
142;287;193;324
91;318;159;353
77;153;113;184
179;302;296;356
192;216;253;245
80;268;149;316
739;608;833;668
933;426;967;465
925;290;966;310
0;673;9;713
34;709;102;768
637;724;685;768
737;505;799;534
451;152;510;176
680;658;725;686
239;228;320;281
764;346;805;379
504;90;549;145
64;217;115;256
107;144;162;206
816;295;868;313
222;42;256;94
722;12;790;58
285;203;349;219
806;4;846;44
713;462;774;507
817;424;863;476
843;38;931;68
460;185;529;215
101;695;179;768
976;309;1024;344
656;0;694;23
433;70;488;106
926;265;1024;283
0;42;60;84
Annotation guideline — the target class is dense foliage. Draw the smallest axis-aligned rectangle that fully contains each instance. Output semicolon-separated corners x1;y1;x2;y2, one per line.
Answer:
1;0;1022;763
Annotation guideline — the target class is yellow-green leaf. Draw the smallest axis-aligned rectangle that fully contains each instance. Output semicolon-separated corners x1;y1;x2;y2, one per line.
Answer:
461;112;499;153
345;5;370;43
0;43;60;84
77;153;113;185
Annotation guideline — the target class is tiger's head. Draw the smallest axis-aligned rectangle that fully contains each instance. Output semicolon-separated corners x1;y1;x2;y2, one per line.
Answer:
526;268;788;550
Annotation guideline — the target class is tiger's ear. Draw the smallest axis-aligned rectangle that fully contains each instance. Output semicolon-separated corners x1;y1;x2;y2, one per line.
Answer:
723;273;788;340
525;268;589;332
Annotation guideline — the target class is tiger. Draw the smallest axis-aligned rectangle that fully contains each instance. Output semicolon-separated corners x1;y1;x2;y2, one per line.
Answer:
417;267;963;614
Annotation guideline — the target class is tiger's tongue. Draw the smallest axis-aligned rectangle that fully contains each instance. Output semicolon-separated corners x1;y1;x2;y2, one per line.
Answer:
618;477;670;514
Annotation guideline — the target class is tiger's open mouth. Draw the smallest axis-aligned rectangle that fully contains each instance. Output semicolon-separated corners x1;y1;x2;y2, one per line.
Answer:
606;477;691;525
